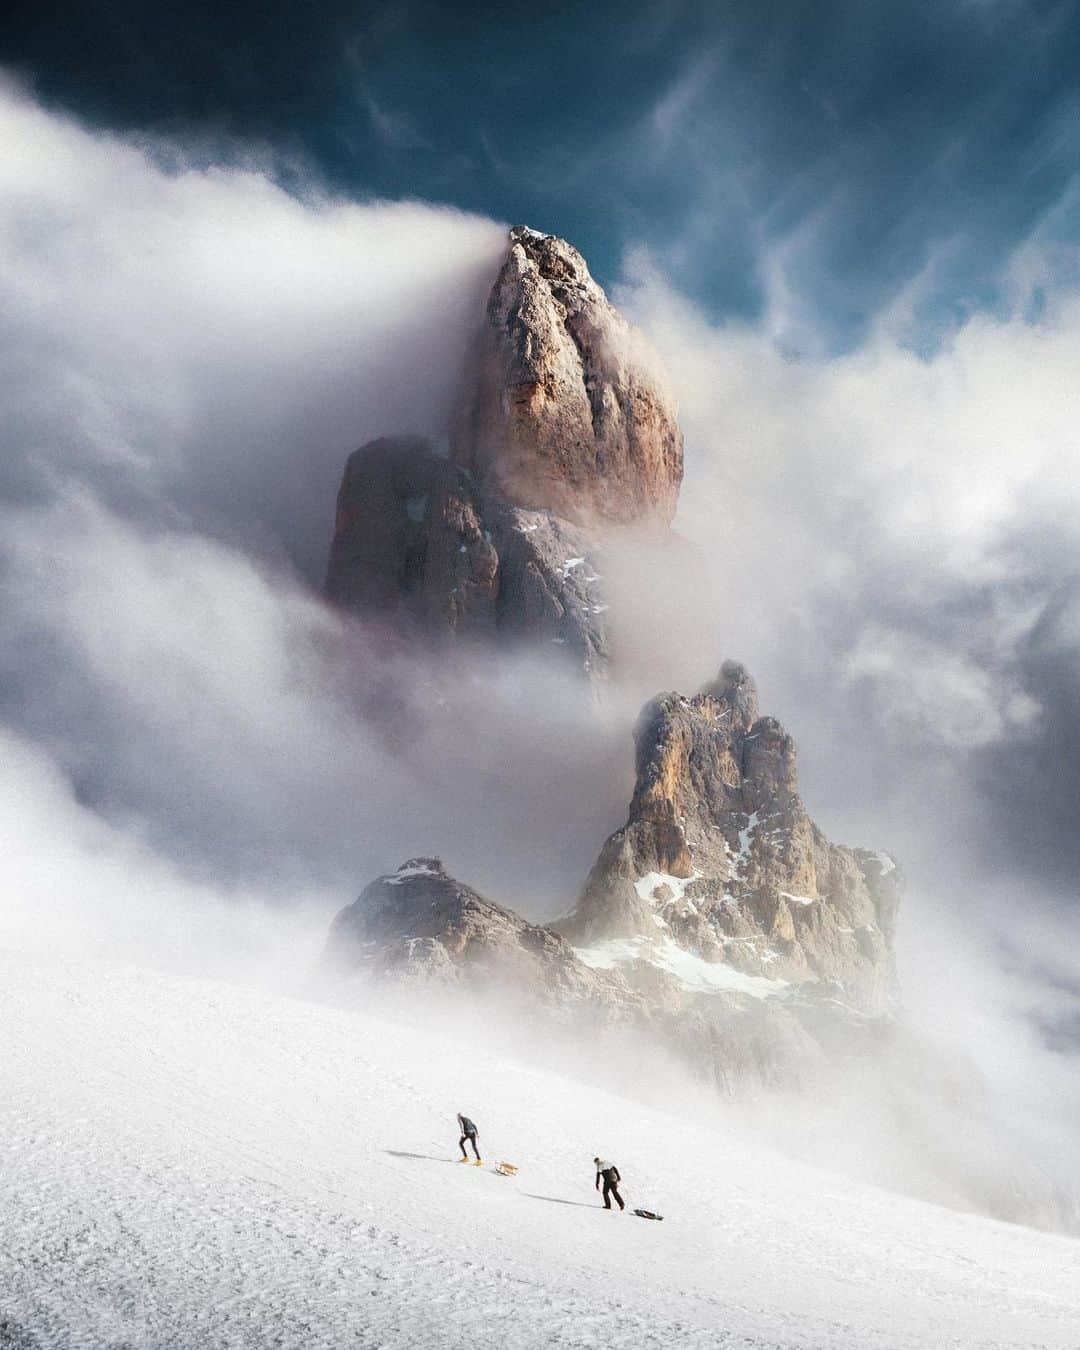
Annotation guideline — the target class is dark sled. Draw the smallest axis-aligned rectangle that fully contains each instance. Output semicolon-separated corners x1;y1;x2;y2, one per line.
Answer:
633;1208;663;1220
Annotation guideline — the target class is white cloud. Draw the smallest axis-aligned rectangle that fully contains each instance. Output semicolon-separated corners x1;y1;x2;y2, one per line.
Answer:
0;80;634;914
1;80;1078;1239
842;624;1042;750
616;246;1080;730
0;75;506;578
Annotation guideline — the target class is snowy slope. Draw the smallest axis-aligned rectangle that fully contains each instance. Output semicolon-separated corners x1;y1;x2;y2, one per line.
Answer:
3;948;1078;1350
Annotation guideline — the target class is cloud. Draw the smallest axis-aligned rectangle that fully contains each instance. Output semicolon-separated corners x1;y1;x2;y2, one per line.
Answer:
607;234;1080;905
0;720;328;987
842;625;1041;751
0;74;505;580
1;78;1078;1235
0;79;638;912
0;484;635;911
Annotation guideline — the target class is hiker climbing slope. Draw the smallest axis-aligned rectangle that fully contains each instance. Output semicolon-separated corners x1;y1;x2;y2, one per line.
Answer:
594;1156;624;1210
457;1112;481;1163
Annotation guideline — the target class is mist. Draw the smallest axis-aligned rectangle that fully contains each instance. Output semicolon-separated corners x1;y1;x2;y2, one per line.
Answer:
2;77;1079;1241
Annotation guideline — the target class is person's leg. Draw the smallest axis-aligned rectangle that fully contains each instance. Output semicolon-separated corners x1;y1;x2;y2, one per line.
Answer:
470;1134;481;1160
602;1179;612;1209
459;1134;469;1159
612;1183;625;1210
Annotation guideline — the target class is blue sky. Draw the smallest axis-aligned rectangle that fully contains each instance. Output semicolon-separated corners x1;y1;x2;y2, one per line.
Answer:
5;0;1080;349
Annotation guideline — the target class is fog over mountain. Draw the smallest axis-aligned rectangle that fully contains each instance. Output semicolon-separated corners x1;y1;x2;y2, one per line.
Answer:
1;73;1079;1245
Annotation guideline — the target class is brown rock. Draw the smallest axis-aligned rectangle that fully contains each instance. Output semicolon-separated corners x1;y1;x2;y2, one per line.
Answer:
453;226;684;530
321;855;885;1096
556;661;902;1015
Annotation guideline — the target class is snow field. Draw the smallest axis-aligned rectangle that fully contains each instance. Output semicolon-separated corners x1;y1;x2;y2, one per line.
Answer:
2;948;1078;1349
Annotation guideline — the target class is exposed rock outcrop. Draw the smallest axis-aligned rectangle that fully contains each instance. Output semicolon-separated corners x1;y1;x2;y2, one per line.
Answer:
453;227;683;530
324;857;623;1007
323;852;891;1096
324;436;609;676
557;661;902;1016
323;227;683;675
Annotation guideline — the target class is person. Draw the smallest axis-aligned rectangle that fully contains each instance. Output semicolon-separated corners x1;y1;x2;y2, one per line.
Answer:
594;1156;624;1210
457;1112;481;1162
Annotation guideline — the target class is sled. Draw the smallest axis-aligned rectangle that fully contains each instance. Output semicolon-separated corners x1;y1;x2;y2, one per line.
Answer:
494;1161;519;1176
632;1208;663;1221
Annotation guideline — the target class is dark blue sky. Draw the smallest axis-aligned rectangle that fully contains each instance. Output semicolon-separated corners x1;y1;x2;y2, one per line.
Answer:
4;0;1080;346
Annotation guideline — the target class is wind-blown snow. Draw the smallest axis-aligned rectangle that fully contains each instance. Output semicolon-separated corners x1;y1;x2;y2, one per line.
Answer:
3;948;1079;1349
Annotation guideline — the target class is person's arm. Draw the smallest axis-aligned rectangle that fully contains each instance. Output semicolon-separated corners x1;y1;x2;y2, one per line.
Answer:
595;1169;601;1190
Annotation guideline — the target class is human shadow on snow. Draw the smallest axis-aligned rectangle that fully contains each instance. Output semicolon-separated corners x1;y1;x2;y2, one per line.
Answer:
522;1193;598;1209
384;1150;455;1163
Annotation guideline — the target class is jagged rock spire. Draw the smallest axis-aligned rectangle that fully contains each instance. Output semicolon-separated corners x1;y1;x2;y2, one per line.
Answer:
452;226;684;530
557;663;901;1016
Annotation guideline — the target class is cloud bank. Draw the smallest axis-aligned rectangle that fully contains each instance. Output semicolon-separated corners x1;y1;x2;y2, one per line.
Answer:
0;79;632;912
0;74;504;579
1;78;1077;1231
616;251;1080;904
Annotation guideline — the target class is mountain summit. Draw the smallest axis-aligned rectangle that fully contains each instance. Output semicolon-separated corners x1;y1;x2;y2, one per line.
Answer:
323;661;904;1091
558;661;901;1016
324;226;685;676
452;225;683;529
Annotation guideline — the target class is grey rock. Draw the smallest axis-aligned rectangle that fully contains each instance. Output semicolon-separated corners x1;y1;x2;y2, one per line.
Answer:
324;857;626;1009
323;855;896;1097
324;436;610;677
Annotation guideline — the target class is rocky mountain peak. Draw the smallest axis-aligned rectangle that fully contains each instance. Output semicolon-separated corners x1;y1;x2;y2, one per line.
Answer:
702;659;760;732
558;663;901;1016
323;856;631;1007
452;225;684;530
325;226;685;677
324;433;610;676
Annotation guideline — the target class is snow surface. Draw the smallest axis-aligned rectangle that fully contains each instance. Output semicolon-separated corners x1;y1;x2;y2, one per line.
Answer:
4;948;1079;1350
725;811;761;878
384;861;442;884
576;935;788;998
633;870;699;907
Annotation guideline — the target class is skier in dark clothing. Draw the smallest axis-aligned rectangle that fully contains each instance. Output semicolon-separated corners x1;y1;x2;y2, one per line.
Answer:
594;1156;624;1210
457;1112;481;1162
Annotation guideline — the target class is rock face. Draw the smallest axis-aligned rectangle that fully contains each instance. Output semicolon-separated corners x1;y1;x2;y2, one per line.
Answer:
557;661;902;1016
318;229;903;1093
453;227;683;530
323;227;683;676
324;436;609;676
324;857;623;1008
323;851;891;1095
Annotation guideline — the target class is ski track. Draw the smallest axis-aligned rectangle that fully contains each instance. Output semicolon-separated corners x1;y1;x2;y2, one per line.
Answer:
2;951;1078;1350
